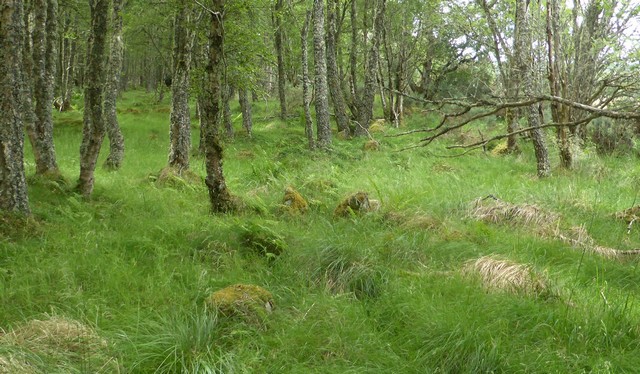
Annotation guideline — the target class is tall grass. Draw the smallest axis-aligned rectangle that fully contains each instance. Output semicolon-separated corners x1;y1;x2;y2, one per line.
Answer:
2;90;640;372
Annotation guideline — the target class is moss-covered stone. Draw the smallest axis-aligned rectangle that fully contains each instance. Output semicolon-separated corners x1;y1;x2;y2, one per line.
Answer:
282;186;308;214
334;192;373;217
206;284;274;319
363;140;380;151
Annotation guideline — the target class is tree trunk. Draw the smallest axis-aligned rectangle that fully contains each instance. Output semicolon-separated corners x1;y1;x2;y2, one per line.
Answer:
0;0;30;214
312;0;331;149
515;0;550;178
22;0;38;165
326;0;350;135
274;0;287;120
202;0;234;213
59;13;76;111
222;84;233;138
238;88;253;138
78;0;109;196
104;0;125;170
355;0;385;136
301;10;314;150
348;0;359;119
168;3;194;171
31;0;59;175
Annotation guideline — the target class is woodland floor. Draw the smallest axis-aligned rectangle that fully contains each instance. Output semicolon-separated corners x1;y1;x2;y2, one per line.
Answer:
2;90;640;373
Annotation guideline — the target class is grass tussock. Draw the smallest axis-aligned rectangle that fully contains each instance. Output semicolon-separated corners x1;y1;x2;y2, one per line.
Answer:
469;195;559;234
0;316;118;373
151;166;202;189
463;256;552;298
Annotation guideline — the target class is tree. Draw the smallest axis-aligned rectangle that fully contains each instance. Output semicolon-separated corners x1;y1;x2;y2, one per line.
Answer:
168;1;195;171
0;0;30;214
273;0;287;119
31;0;60;175
201;0;235;213
78;0;110;196
326;0;349;135
312;0;331;149
104;0;125;170
301;9;314;150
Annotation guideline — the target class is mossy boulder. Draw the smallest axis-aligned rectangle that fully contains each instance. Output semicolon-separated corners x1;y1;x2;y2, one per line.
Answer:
282;186;308;214
334;192;376;217
363;140;381;151
206;284;274;319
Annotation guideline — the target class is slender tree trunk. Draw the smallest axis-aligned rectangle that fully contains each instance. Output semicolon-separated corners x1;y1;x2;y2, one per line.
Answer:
104;0;125;170
516;0;550;178
313;0;331;149
274;0;287;120
1;0;30;214
326;0;349;135
301;10;314;150
60;13;76;111
348;0;359;119
222;83;233;138
168;3;194;171
202;0;234;213
78;0;109;196
31;0;59;175
22;0;38;164
355;0;385;136
238;88;253;138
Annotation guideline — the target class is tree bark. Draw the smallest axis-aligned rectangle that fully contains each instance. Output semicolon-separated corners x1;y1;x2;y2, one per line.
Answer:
168;2;194;171
355;0;385;136
326;0;350;135
202;0;234;213
0;0;30;214
22;0;38;165
222;83;234;138
274;0;287;120
312;0;331;149
348;0;359;119
78;0;109;196
238;88;253;138
31;0;59;175
104;0;125;170
301;10;314;150
515;0;550;178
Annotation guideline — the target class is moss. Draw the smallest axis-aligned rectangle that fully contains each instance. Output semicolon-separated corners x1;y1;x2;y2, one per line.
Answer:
239;221;287;257
206;284;273;319
334;192;372;217
490;141;509;156
369;120;386;133
282;186;308;214
151;166;202;189
363;140;381;151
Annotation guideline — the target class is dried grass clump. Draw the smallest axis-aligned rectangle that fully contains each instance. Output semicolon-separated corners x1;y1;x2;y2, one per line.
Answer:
556;225;640;259
368;120;386;133
0;316;118;373
363;140;381;151
206;284;274;321
384;211;440;230
282;186;308;214
463;256;551;297
615;205;640;223
469;195;559;233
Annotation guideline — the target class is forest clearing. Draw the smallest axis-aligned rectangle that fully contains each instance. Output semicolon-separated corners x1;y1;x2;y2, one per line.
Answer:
3;0;640;372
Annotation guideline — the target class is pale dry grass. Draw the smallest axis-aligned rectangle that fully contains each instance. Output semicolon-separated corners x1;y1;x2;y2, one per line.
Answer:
469;195;559;234
0;316;118;373
463;256;550;297
556;225;640;259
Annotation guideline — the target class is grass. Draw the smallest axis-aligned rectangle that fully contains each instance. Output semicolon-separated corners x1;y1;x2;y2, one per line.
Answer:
2;89;640;372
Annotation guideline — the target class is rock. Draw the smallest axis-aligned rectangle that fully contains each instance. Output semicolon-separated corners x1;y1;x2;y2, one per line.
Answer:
282;186;308;214
334;192;374;217
206;284;274;319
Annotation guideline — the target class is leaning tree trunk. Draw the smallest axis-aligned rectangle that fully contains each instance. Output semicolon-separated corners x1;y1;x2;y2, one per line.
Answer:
0;0;30;214
312;0;331;149
168;2;194;171
103;0;125;170
301;10;314;150
31;0;59;175
355;0;385;136
238;88;253;138
202;0;234;213
516;0;550;178
326;0;350;135
78;0;109;196
274;0;287;120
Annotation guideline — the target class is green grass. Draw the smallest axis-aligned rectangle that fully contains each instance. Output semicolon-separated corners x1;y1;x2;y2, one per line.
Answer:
2;90;640;372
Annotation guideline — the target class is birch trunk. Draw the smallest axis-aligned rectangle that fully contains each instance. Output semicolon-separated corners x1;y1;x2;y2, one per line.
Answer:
238;88;253;138
104;0;125;169
274;0;287;119
78;0;109;196
312;0;331;149
301;10;314;150
326;0;350;135
0;0;30;213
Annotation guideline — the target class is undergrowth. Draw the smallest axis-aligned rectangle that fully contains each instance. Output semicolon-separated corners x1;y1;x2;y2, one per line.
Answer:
2;90;640;372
